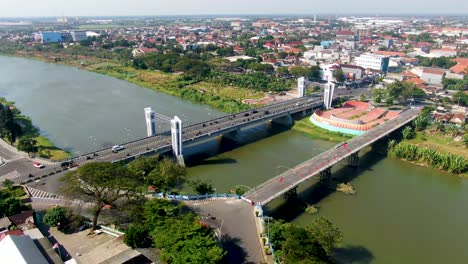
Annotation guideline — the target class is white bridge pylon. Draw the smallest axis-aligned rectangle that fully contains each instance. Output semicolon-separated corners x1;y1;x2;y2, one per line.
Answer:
144;108;185;165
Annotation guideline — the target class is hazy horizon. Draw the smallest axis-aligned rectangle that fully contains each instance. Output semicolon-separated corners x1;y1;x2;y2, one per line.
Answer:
0;0;467;18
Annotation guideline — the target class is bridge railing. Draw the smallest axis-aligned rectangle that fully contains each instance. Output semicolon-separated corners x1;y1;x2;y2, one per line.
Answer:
153;193;240;201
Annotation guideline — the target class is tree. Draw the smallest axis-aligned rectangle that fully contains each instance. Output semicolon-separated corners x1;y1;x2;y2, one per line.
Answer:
4;107;16;143
277;66;290;76
2;179;14;189
372;88;385;104
282;225;330;264
146;158;187;194
152;213;225;263
190;179;215;195
60;162;142;230
17;136;37;155
43;206;68;227
127;156;160;179
359;93;367;102
124;224;152;248
464;134;468;147
333;69;346;83
307;217;343;254
402;126;416;140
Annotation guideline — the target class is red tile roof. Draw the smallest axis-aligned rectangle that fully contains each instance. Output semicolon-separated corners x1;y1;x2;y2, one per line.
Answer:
423;68;445;75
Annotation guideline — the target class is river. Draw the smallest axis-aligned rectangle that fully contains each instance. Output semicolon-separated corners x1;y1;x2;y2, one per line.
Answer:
1;55;467;263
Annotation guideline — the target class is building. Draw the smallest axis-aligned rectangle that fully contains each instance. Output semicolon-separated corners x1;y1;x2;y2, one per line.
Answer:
340;64;365;80
39;32;63;43
355;53;390;72
421;68;445;85
0;234;49;264
335;30;356;41
8;211;35;231
70;31;87;42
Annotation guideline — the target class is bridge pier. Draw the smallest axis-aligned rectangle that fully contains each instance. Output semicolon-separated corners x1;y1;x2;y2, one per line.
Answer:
282;186;298;200
319;167;332;182
346;152;359;167
272;114;293;126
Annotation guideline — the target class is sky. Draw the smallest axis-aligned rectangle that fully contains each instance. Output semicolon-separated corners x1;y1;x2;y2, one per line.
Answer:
0;0;466;18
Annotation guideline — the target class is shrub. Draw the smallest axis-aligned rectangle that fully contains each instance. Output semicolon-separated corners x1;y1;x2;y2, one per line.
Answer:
43;206;68;227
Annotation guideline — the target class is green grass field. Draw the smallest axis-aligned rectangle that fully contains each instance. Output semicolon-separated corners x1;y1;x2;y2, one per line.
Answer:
292;117;353;143
34;135;71;161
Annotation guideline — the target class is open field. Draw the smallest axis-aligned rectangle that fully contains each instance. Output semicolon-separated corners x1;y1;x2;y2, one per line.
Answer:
407;132;468;159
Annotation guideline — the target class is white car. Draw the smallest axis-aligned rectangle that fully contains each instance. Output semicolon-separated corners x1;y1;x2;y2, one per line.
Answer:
112;145;124;152
33;162;45;168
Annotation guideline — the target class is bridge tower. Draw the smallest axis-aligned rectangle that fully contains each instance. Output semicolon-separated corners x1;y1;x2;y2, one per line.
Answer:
323;81;335;109
144;107;157;137
346;152;359;167
171;116;185;166
297;77;306;98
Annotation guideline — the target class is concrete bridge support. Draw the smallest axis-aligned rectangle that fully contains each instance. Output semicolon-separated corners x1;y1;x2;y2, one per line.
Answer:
346;152;359;167
272;114;293;127
171;116;185;167
282;186;298;200
319;167;332;182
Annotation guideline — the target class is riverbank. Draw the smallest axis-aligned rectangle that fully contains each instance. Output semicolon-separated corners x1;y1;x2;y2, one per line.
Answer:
0;96;70;161
292;117;353;143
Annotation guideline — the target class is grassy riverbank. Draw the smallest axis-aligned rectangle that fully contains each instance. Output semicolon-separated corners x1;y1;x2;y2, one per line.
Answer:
292;117;353;143
0;97;70;161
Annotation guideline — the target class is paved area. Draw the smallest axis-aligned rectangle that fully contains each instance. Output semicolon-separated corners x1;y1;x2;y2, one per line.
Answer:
38;225;115;262
188;199;264;264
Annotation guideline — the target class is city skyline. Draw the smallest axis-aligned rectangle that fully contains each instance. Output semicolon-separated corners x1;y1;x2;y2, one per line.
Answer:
0;0;467;18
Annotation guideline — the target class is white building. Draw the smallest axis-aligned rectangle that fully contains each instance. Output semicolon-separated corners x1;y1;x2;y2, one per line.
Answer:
355;53;390;72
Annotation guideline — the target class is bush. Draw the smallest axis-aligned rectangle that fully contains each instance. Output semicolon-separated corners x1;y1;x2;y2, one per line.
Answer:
43;206;68;227
124;224;152;249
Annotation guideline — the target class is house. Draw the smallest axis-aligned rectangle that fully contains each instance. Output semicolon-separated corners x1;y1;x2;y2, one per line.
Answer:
449;113;466;125
450;58;468;75
0;234;49;264
428;48;457;58
263;42;275;50
335;30;356;41
131;47;158;57
339;64;365;80
8;211;35;231
433;112;453;123
421;68;445;85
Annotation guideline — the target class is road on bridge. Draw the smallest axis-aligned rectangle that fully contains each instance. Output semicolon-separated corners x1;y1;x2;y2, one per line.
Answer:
244;107;421;206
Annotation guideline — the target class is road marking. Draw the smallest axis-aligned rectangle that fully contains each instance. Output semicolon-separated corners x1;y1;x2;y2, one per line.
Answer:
0;170;20;182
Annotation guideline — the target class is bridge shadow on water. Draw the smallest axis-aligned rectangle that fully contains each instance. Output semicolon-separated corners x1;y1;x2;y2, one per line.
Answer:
184;122;293;167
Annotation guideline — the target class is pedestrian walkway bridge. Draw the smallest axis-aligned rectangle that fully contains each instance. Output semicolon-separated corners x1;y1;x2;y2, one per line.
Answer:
243;108;421;206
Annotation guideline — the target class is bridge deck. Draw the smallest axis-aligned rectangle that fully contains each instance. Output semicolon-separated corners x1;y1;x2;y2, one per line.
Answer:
244;108;421;206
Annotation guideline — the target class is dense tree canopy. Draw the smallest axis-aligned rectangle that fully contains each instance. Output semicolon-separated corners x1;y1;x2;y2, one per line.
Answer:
269;217;342;263
60;162;143;230
124;199;226;263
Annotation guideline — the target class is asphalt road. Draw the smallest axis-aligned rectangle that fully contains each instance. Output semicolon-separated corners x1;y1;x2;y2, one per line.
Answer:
189;200;264;264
